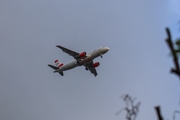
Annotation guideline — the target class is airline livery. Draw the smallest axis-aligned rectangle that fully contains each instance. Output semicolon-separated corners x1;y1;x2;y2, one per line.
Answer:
48;45;109;76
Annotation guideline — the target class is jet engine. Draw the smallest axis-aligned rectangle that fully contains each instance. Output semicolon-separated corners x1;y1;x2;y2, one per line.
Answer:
79;52;86;57
92;62;100;67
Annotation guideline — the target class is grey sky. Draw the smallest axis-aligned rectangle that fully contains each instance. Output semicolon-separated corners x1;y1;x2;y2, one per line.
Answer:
0;0;179;120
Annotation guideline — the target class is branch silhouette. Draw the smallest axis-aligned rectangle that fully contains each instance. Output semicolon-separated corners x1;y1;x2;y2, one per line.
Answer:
166;28;180;78
116;94;141;120
155;106;164;120
173;110;180;120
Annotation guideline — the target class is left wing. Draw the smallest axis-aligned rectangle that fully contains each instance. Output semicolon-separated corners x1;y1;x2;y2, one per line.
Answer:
56;45;80;60
84;61;98;77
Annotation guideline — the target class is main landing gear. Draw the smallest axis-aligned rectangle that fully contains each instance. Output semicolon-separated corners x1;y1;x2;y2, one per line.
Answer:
85;67;88;71
77;59;81;65
100;53;103;58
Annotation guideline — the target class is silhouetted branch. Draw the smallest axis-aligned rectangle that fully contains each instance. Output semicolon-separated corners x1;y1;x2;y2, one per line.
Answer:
117;94;141;120
173;110;180;120
166;28;172;39
165;28;180;78
155;106;164;120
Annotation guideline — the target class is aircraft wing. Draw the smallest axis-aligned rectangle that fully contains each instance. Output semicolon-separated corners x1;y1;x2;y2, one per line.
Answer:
84;61;98;77
48;64;64;76
56;45;80;60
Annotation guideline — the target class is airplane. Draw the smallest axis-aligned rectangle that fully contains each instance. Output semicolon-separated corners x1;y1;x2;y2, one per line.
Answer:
48;45;109;76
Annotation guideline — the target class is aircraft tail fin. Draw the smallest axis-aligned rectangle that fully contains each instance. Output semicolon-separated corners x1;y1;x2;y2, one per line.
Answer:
54;60;64;68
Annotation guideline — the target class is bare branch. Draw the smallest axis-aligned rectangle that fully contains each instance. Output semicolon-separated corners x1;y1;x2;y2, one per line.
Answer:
155;106;164;120
173;110;180;120
165;28;180;78
117;94;141;120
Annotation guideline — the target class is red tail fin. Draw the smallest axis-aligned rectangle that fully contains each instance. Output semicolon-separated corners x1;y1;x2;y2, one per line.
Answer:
54;60;64;68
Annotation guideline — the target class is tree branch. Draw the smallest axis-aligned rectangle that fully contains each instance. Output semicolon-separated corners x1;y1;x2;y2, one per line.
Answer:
155;106;164;120
165;28;180;78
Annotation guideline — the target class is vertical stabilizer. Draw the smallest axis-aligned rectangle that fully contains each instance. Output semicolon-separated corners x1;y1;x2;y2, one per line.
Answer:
54;60;64;68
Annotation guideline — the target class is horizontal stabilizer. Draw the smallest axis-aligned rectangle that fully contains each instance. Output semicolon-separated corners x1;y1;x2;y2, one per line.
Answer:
48;64;64;76
48;64;58;70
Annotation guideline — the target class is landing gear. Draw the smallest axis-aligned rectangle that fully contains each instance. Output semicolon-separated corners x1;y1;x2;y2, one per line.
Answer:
85;67;88;71
100;53;103;58
77;59;81;65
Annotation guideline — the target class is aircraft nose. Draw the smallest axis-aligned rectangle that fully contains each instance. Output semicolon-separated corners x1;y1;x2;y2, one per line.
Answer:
102;47;109;53
105;47;110;51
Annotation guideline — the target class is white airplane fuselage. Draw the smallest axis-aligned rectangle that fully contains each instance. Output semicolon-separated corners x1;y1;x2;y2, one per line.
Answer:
54;47;109;73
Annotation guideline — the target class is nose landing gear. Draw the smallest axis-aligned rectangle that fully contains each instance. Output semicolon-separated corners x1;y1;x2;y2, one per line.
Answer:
100;53;103;58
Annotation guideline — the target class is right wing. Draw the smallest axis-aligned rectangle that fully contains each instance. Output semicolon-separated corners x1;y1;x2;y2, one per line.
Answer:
48;64;64;76
84;61;98;77
56;45;80;60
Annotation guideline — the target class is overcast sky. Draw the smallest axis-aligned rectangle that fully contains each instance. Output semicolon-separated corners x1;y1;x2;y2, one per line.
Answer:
0;0;180;120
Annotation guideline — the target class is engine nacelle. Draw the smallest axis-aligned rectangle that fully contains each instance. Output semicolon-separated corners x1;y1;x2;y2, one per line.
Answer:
92;62;100;67
79;52;86;57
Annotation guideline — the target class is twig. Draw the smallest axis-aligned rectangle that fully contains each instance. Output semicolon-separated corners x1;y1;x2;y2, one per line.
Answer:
173;110;180;120
117;94;141;120
155;106;164;120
